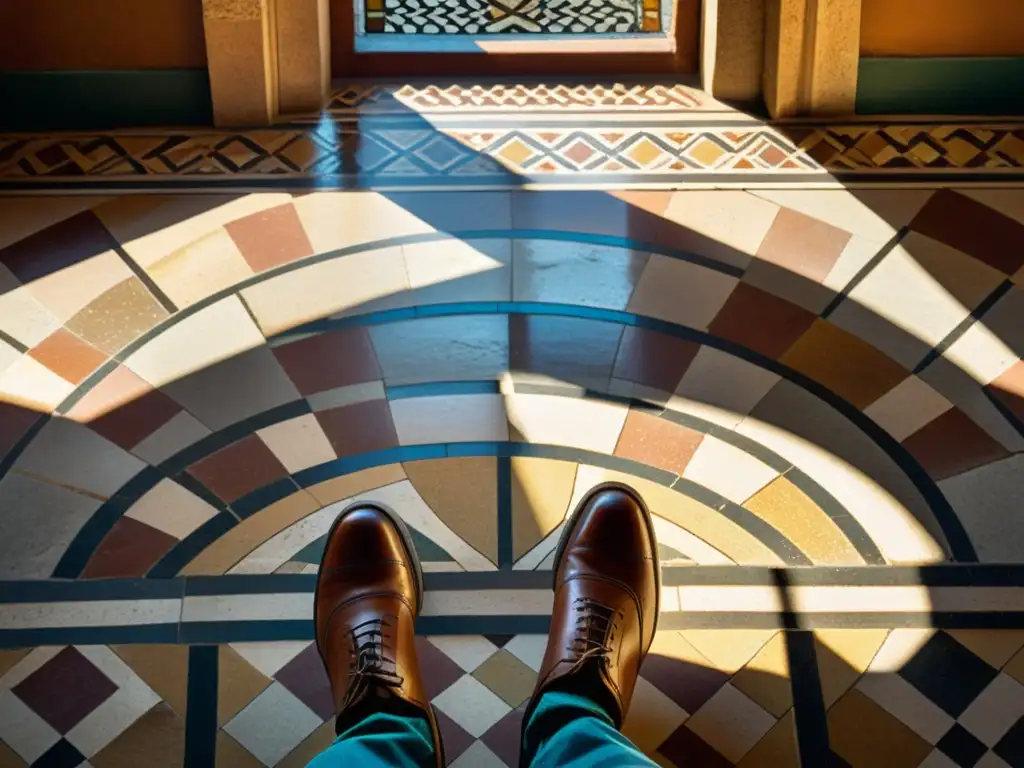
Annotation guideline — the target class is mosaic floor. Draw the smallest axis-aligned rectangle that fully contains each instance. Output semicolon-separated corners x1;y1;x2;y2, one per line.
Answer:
1;93;1024;767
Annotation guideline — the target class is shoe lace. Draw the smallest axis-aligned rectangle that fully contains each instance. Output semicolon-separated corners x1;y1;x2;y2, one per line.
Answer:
565;598;623;668
341;615;404;709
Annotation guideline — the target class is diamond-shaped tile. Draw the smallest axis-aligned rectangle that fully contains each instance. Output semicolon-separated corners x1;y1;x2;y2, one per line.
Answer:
995;715;1024;767
274;644;334;722
12;647;117;734
481;705;525;767
416;637;466;699
223;682;322;767
900;633;1000;718
435;707;475;764
28;738;86;768
472;651;537;708
428;636;499;673
937;723;987;768
433;675;511;738
684;683;775;763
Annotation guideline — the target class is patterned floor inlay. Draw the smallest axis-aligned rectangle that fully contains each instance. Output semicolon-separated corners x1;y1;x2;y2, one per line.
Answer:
0;182;1021;766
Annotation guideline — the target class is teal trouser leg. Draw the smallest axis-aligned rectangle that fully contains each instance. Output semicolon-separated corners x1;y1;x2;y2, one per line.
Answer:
521;690;658;767
306;711;436;768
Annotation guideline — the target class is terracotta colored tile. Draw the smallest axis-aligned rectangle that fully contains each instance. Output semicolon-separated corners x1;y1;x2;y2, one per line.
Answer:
82;516;179;578
903;407;1011;480
66;365;182;449
0;210;119;284
404;457;498;565
828;689;932;768
224;202;314;272
12;646;118;732
314;398;399;460
615;410;704;476
217;645;272;726
779;319;908;409
28;328;107;385
272;328;380;396
910;189;1024;275
511;456;577;561
187;434;290;503
612;327;700;393
990;360;1024;425
509;314;623;389
756;207;852;283
0;400;43;460
274;644;333;721
708;282;817;359
65;277;169;356
91;702;185;768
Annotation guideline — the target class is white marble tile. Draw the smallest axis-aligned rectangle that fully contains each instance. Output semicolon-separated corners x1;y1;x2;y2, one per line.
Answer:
0;266;61;347
427;636;499;673
944;321;1019;386
293;191;433;254
146;227;254;308
241;247;409;336
14;417;145;498
960;674;1024;747
257;413;337;473
124;296;265;388
183;593;312;623
939;454;1024;562
684;683;775;761
229;641;312;679
622;676;689;753
681;434;779;505
125;478;219;540
0;474;102;579
505;393;628;454
230;502;342;574
0;355;76;412
752;189;931;242
672;346;780;429
68;646;161;758
651;515;733;565
512;522;563;571
0;688;60;764
0;647;65;689
0;337;21;377
856;673;954;744
131;410;212;465
823;235;887;293
503;635;548;673
307;380;386;412
404;238;511;305
867;629;936;673
627;255;738;330
223;682;323;766
864;375;953;442
449;740;506;768
512;239;648;310
391;394;508;446
0;600;181;630
432;675;511;738
27;250;133;323
422;590;553;616
665;191;780;267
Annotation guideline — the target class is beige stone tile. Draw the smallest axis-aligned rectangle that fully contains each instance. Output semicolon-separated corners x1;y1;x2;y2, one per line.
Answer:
959;673;1024;747
752;189;930;242
0;196;111;251
0;337;20;377
125;478;219;540
948;630;1024;670
90;702;185;768
856;673;954;744
823;235;888;293
621;676;689;754
1006;646;1024;685
731;632;792;717
306;463;406;507
664;191;780;266
391;394;508;446
124;296;265;388
685;683;776;762
681;434;779;505
815;629;889;706
943;318;1018;386
293;191;433;253
511;456;577;561
0;265;61;347
146;227;255;307
472;649;537;707
0;739;27;768
179;490;320;575
652;514;734;565
745;476;863;564
218;645;273;726
216;730;264;767
672;346;781;429
627;255;739;330
65;277;170;356
828;689;932;768
736;710;799;768
512;239;648;310
679;630;778;674
404;238;511;305
864;375;953;442
276;720;336;768
0;649;31;679
506;392;628;454
404;457;498;565
257;413;336;474
241;247;409;335
742;257;835;314
111;644;190;717
26;249;133;323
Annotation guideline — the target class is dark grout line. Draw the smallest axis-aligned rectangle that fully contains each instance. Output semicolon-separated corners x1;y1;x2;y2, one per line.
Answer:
184;646;218;768
0;327;27;354
112;242;179;315
821;226;908;319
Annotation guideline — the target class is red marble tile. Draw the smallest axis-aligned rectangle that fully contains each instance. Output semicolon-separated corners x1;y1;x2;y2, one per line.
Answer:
28;328;108;385
274;644;334;721
902;408;1010;480
224;202;314;272
0;211;119;284
187;434;290;503
989;360;1024;425
81;516;178;578
315;399;398;459
756;207;852;283
614;410;704;476
910;189;1024;276
612;327;700;393
708;282;817;359
0;401;43;460
12;646;118;733
66;365;182;449
272;327;381;396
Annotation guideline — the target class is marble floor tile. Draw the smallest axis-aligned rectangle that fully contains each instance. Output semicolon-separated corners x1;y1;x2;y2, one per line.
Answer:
681;434;780;505
939;454;1024;562
146;227;255;308
823;235;888;294
512;239;648;310
989;361;1024;425
627;255;738;330
64;277;169;356
730;632;791;717
506;392;628;455
272;327;380;396
27;329;108;386
685;683;776;763
305;463;406;508
863;375;954;443
472;649;536;708
428;636;500;674
0;266;61;348
187;434;291;504
829;689;933;768
902;407;1010;481
0;196;111;252
224;202;314;273
0;401;43;461
663;191;780;268
0;352;77;412
672;346;781;429
708;282;817;359
391;394;509;446
433;675;511;738
293;192;435;254
510;456;577;562
612;326;700;393
131;410;212;466
124;478;220;541
256;414;337;474
90;701;184;768
945;285;1024;386
755;207;852;285
403;238;512;305
64;366;174;447
509;314;623;390
222;682;321;767
614;409;704;476
622;676;690;754
314;398;399;459
83;516;178;578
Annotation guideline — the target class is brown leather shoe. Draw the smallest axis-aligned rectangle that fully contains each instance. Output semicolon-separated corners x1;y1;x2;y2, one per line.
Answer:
314;502;444;765
523;482;660;731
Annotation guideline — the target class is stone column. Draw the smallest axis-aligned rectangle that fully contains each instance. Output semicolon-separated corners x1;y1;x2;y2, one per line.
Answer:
277;0;332;115
702;0;766;105
202;0;279;126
